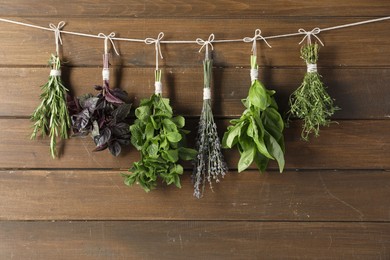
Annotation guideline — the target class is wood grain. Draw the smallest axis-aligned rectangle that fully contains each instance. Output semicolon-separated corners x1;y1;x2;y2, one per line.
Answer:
0;119;388;169
0;0;389;17
1;170;389;221
1;67;389;119
0;18;388;67
1;221;389;259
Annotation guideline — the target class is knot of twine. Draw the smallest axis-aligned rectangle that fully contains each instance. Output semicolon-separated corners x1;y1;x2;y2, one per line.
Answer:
155;81;163;95
250;69;258;82
50;69;61;77
298;27;324;46
49;21;66;56
98;32;120;56
145;32;164;71
243;29;272;56
196;34;215;60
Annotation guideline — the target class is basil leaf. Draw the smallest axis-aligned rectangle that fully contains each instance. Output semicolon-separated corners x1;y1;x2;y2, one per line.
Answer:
238;144;255;173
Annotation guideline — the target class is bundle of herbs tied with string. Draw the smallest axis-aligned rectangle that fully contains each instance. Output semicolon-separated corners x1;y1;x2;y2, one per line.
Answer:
123;33;197;192
288;28;339;141
69;36;132;156
223;30;285;173
192;40;227;199
31;22;70;158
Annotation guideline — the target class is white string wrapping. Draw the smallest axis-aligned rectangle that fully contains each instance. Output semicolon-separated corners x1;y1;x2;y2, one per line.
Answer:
145;32;164;71
250;68;258;82
50;69;61;76
196;34;215;60
243;29;272;56
102;68;110;80
203;88;211;100
98;32;120;55
298;27;325;46
155;81;162;94
307;63;317;73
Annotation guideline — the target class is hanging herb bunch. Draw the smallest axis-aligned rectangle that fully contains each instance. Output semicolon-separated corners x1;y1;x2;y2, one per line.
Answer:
192;38;228;199
31;22;70;158
123;33;197;192
223;31;285;173
288;29;339;141
68;36;132;156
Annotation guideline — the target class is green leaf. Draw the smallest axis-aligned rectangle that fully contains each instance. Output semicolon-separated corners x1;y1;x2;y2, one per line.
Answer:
145;123;154;140
223;123;241;148
162;118;178;132
163;149;179;162
146;143;159;158
178;147;197;160
135;106;150;122
171;116;185;128
238;144;255;173
166;132;182;143
248;80;268;110
253;151;269;173
264;133;285;173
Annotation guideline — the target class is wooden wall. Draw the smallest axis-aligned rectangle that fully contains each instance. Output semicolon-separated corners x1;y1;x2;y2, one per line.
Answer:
0;1;389;259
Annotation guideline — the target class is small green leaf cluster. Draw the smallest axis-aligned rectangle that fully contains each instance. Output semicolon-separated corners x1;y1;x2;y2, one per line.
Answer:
288;43;339;141
123;94;197;192
223;55;285;173
31;54;70;158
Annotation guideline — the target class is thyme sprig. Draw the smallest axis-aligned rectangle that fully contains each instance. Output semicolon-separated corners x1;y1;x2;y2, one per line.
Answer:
193;59;228;199
288;43;339;141
31;54;70;158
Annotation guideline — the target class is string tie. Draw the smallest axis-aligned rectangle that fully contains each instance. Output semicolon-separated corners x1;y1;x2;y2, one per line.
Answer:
196;34;215;60
98;32;120;55
203;88;211;100
298;27;324;46
49;21;65;56
145;32;164;71
243;29;272;56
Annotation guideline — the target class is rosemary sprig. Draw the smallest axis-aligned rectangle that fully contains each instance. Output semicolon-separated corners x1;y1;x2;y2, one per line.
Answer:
31;54;70;158
193;59;228;199
288;43;339;141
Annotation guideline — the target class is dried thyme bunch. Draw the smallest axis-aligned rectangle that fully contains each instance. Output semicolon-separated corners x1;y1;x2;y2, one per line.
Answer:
31;54;70;158
193;59;228;199
288;43;339;140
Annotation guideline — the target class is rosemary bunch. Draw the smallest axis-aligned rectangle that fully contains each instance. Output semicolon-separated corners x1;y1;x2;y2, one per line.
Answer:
193;59;228;199
288;43;339;140
31;54;70;158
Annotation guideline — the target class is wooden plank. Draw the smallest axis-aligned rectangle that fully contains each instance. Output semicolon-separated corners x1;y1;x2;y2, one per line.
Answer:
1;67;389;119
0;0;389;17
1;221;389;259
0;18;389;67
0;119;388;169
0;170;389;221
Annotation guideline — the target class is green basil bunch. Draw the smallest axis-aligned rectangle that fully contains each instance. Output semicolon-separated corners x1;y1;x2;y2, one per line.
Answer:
223;55;285;173
123;94;197;192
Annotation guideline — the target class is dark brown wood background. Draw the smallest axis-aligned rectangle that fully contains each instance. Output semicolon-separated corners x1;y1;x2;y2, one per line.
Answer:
0;1;389;259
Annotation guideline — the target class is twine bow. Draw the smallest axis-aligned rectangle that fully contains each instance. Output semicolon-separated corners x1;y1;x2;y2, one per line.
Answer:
298;27;324;46
243;29;272;56
196;34;215;60
49;21;66;56
145;32;164;71
98;32;120;55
